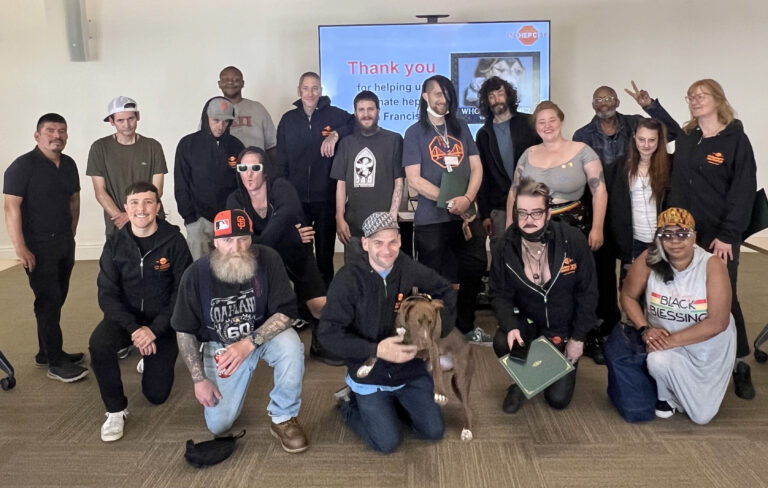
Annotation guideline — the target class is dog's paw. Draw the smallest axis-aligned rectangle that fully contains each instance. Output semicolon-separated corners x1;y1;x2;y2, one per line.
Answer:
356;363;373;378
460;428;473;441
434;393;448;405
396;327;406;337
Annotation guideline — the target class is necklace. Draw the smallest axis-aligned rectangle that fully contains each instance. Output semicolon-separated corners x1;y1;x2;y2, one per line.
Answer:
429;120;449;148
522;241;547;284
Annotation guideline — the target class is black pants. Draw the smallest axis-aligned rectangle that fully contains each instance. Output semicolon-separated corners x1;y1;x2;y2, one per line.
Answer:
26;234;75;366
493;328;578;409
302;201;336;287
89;320;178;412
415;220;487;334
594;245;621;336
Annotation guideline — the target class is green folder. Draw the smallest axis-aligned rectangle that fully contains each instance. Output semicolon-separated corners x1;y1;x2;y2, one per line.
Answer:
498;337;575;399
436;171;469;209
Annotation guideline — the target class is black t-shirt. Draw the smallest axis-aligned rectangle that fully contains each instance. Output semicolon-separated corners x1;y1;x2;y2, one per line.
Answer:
3;147;80;241
171;245;298;345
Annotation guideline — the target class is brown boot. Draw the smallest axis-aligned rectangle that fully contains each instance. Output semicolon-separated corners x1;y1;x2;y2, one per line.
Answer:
270;417;309;453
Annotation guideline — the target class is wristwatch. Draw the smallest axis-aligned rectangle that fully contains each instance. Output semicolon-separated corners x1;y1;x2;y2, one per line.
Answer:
251;333;265;347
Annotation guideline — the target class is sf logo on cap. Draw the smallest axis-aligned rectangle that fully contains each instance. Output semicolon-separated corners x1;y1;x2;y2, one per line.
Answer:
236;215;247;230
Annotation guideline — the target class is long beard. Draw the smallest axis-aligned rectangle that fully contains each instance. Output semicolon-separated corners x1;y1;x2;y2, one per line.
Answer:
210;247;257;284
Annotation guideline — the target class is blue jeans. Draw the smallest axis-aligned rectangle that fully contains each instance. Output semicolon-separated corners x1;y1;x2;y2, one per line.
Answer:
202;328;304;435
339;374;443;454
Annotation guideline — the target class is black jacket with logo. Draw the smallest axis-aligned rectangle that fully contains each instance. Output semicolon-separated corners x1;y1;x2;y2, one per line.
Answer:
97;219;193;337
174;97;245;224
475;112;541;220
276;96;354;203
490;220;597;342
317;250;456;386
668;119;756;245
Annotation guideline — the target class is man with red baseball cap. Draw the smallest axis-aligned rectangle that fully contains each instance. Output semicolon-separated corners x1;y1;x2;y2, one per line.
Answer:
172;209;309;453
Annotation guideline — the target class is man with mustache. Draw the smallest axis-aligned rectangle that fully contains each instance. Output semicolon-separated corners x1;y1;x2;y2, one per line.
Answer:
89;182;192;442
331;90;404;262
172;209;308;453
403;75;489;345
475;76;541;247
3;113;87;382
490;177;597;414
573;83;681;364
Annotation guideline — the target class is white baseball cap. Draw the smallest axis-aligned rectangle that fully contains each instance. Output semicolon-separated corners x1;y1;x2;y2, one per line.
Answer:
104;96;139;122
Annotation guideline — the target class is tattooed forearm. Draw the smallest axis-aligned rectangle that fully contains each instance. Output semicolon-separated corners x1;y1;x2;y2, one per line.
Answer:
177;332;206;383
253;312;292;344
588;170;605;191
389;178;404;215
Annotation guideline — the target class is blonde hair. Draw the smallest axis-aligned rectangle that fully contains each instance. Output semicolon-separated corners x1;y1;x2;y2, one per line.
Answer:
682;79;736;134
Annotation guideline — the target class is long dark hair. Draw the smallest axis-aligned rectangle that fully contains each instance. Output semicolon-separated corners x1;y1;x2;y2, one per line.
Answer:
477;76;519;121
418;75;461;137
625;118;670;203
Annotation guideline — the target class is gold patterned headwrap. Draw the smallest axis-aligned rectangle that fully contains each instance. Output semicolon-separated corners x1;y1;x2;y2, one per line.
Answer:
656;207;695;230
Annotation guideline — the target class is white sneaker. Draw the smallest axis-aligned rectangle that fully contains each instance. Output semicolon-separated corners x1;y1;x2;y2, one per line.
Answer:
136;358;144;374
101;410;128;442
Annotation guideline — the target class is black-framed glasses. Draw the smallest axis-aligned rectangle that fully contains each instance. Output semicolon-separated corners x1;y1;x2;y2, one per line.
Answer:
593;96;616;103
656;229;694;241
516;209;546;221
236;163;263;173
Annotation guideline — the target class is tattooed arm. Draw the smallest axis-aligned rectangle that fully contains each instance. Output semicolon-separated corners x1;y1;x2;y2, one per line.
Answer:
389;177;404;218
505;164;525;229
214;312;293;378
584;158;607;250
252;312;292;345
177;331;221;407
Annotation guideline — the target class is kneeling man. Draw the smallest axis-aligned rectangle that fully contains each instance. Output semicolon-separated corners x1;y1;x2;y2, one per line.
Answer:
172;209;308;453
90;182;192;441
490;178;597;413
318;212;457;453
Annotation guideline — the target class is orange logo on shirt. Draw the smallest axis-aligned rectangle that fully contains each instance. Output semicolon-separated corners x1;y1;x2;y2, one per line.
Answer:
560;257;578;275
322;125;333;137
706;152;724;165
228;156;237;168
428;136;465;168
154;257;170;271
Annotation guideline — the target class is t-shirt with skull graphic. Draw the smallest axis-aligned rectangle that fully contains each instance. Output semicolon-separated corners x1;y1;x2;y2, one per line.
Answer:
402;118;479;226
171;244;297;345
330;128;404;237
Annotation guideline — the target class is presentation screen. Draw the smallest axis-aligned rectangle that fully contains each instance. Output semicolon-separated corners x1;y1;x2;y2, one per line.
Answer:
318;21;551;136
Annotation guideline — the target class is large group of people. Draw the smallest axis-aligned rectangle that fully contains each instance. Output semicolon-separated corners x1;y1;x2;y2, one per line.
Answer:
2;66;758;453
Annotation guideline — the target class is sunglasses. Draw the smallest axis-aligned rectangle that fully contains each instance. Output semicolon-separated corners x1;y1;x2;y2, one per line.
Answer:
656;229;694;241
236;163;263;173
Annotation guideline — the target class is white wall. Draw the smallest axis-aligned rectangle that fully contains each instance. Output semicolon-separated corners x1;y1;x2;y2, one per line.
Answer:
1;0;766;259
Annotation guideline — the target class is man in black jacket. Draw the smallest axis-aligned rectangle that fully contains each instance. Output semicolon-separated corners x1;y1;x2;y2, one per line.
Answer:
317;212;457;453
174;97;245;260
276;72;354;285
490;178;597;414
89;182;192;442
475;76;541;245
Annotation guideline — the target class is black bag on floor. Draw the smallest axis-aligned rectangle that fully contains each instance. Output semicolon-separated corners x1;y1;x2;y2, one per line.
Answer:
604;323;657;422
184;430;245;468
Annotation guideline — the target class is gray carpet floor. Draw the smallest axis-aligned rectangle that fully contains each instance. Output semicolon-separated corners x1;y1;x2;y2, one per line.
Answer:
0;256;767;488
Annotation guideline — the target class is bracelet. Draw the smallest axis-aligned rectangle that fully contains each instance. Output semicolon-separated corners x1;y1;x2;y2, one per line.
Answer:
462;195;472;204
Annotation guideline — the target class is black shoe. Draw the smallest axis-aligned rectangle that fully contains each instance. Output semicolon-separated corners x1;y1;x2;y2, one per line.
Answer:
584;334;606;365
502;384;525;414
734;362;755;400
35;352;85;368
47;361;89;383
310;339;344;367
654;400;676;418
117;346;133;360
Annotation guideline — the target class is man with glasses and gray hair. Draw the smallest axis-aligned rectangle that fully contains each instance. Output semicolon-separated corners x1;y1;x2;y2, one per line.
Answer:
490;177;597;414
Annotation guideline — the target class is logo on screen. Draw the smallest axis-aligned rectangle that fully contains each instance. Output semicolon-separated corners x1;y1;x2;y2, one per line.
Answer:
428;136;464;168
516;26;538;46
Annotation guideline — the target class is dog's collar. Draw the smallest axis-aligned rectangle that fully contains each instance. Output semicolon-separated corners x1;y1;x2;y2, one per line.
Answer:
403;293;432;303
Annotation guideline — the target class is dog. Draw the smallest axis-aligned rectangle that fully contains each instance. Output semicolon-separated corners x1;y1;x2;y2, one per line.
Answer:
356;293;475;441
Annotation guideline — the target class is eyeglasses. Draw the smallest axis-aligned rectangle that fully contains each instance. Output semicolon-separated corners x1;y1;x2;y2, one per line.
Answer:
236;163;263;173
593;96;616;104
684;93;712;104
656;229;694;241
516;209;546;221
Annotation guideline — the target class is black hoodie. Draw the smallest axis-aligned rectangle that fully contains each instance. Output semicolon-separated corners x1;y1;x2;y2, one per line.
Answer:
317;249;457;386
97;219;193;337
668;119;757;245
174;97;245;224
275;96;354;203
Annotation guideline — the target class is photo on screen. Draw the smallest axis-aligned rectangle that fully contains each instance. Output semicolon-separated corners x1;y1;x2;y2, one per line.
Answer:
451;52;541;124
